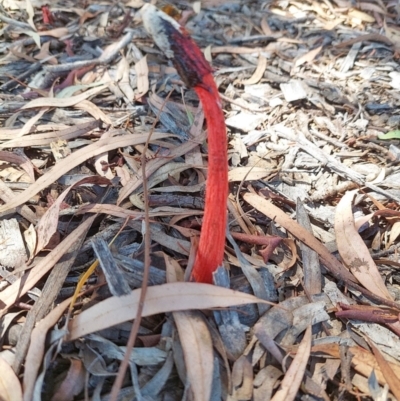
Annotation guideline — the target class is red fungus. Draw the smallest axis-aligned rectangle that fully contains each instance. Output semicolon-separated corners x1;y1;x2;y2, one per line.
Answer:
141;5;228;283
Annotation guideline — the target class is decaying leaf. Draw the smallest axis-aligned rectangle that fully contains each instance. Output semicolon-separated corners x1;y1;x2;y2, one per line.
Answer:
35;176;110;254
334;190;392;300
0;357;23;401
174;311;213;401
67;283;272;340
271;326;312;401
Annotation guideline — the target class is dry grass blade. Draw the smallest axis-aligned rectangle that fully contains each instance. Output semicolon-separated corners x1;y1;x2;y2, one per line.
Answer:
271;326;312;401
174;311;213;401
67;282;273;340
334;190;392;300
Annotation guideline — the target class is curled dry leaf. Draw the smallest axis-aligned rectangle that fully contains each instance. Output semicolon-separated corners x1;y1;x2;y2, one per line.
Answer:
388;221;400;248
23;224;37;261
74;99;112;124
241;53;267;85
38;27;70;38
93;129;115;179
348;9;375;23
0;151;35;182
17;107;49;138
0;120;100;149
334;190;392;300
116;55;135;102
231;355;253;400
25;0;36;31
165;251;213;401
67;282;273;340
0;180;37;224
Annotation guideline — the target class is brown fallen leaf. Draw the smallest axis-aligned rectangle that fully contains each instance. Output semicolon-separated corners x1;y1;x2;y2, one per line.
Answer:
231;355;253;400
135;55;149;99
367;338;400;400
50;359;85;401
334;190;392;300
35;177;110;254
243;193;399;308
228;166;271;182
23;298;72;401
174;311;214;401
0;132;170;214
0;150;35;182
67;283;273;340
38;27;70;38
241;53;267;85
295;45;323;67
164;252;213;401
74;99;112;124
271;325;312;401
311;343;400;387
348;8;375;23
21;85;108;109
0;120;100;149
0;357;23;401
243;193;355;284
0;217;95;315
117;131;205;204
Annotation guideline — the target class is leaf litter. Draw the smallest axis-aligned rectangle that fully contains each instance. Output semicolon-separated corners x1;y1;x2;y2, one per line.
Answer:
0;0;400;400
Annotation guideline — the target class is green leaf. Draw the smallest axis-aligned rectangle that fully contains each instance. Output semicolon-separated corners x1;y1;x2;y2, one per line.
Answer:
377;130;400;140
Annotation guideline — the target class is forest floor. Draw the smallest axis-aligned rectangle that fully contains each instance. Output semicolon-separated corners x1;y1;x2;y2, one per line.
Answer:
1;0;400;400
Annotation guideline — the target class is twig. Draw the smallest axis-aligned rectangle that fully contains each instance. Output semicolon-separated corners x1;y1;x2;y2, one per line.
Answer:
108;89;173;401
